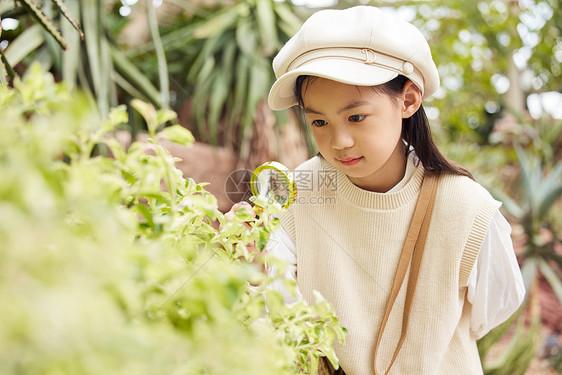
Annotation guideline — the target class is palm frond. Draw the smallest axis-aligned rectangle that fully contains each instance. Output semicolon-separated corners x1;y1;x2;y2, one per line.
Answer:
51;0;83;40
18;0;66;49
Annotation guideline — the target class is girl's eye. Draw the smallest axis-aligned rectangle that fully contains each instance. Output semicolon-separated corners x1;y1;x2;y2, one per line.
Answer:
349;115;366;122
311;119;327;127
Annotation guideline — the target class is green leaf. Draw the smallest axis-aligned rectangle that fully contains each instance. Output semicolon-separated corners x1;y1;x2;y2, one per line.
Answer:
228;52;249;130
112;71;148;103
60;0;81;90
110;46;162;107
102;105;128;133
4;24;45;66
238;60;270;158
156;108;177;126
0;1;15;14
136;203;154;228
255;0;278;55
520;259;538;293
130;23;196;56
515;145;533;201
194;56;216;84
323;346;340;370
489;187;524;219
131;99;158;136
208;69;228;144
81;0;109;115
0;49;15;83
235;15;256;54
193;4;246;39
257;230;268;252
539;259;562;305
187;32;226;84
52;0;84;40
145;0;169;109
19;0;67;49
191;68;217;140
274;1;302;35
234;207;254;222
537;163;562;219
161;125;194;147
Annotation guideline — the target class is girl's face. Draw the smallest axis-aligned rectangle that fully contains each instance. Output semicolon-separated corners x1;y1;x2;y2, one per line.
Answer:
301;77;416;193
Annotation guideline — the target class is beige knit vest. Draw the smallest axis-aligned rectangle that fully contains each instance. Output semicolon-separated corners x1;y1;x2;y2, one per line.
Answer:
281;157;501;375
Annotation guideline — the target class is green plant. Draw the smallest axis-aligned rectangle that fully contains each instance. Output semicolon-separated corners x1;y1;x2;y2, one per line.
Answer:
495;146;562;296
0;0;165;117
0;63;345;374
130;0;303;158
478;308;542;375
475;144;562;374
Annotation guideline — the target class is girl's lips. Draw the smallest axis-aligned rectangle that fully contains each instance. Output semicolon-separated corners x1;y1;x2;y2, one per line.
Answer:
338;157;363;166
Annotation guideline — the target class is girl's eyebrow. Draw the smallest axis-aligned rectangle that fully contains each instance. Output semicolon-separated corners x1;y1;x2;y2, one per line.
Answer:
304;100;370;115
337;100;370;114
304;107;323;115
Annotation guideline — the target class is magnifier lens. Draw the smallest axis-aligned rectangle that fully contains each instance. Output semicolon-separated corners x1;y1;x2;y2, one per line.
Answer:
256;168;291;206
251;161;296;210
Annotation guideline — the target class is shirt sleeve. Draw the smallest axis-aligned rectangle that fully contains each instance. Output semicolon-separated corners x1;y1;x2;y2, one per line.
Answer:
265;225;302;303
466;211;526;339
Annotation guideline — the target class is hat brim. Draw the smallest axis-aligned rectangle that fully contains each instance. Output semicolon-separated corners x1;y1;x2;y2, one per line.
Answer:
268;58;399;110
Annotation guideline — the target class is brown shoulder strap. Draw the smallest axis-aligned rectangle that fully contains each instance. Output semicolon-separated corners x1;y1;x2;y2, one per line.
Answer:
373;171;440;375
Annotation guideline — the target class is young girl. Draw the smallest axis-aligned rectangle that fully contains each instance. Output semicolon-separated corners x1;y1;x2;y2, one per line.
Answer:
235;5;525;375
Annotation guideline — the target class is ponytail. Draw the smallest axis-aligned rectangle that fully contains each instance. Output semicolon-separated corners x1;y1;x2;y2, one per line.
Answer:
402;104;473;178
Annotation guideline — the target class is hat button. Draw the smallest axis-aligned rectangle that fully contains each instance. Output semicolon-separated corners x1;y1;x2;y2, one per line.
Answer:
361;49;376;64
402;62;414;74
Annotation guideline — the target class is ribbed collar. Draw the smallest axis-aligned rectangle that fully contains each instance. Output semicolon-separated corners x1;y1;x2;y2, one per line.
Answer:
321;158;425;210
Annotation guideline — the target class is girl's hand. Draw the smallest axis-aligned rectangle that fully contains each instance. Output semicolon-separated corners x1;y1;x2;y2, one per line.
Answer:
224;202;263;269
224;201;256;228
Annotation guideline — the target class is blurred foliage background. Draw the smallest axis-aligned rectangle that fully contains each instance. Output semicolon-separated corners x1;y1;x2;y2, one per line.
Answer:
1;0;561;373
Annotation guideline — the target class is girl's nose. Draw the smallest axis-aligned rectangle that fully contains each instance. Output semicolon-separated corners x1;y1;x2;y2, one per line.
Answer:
330;125;354;150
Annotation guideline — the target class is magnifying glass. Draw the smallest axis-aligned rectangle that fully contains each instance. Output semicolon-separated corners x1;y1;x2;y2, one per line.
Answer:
250;161;297;213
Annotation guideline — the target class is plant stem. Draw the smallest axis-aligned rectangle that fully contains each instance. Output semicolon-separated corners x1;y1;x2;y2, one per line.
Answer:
146;0;169;109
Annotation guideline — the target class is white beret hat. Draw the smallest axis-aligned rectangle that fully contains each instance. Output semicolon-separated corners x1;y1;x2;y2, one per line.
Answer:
268;6;440;110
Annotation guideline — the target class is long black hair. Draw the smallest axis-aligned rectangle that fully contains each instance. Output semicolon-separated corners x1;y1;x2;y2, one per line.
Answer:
294;75;473;179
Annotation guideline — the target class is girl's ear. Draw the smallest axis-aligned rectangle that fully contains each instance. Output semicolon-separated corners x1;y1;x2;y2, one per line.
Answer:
401;80;422;119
